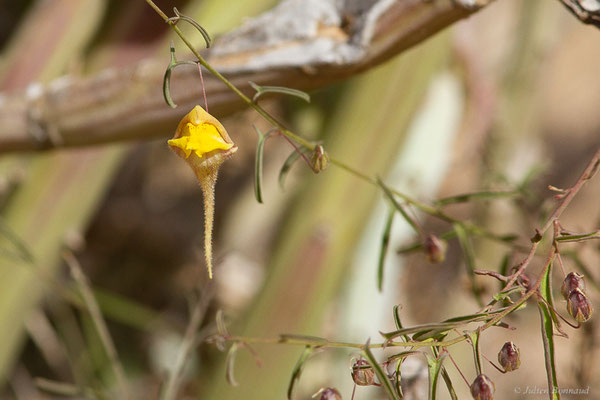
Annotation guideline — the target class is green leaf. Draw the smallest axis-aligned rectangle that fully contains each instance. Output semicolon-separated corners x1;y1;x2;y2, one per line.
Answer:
386;351;420;364
491;286;523;302
395;357;404;398
434;190;518;206
465;330;482;376
426;353;447;400
378;206;395;292
253;126;268;203
225;343;240;386
249;81;310;103
555;230;600;242
253;126;278;203
278;150;302;190
376;178;420;235
538;259;560;400
362;339;400;400
170;8;212;48
453;223;483;306
383;309;507;341
162;42;196;108
431;347;457;400
440;366;458;400
279;333;328;344
386;351;419;398
287;346;313;400
392;305;411;343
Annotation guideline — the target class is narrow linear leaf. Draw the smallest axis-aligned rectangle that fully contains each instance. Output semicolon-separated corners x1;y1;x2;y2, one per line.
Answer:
362;339;400;400
279;333;328;344
538;259;560;400
492;286;524;302
171;7;212;48
377;178;420;235
383;309;509;341
465;330;482;376
162;43;197;108
287;346;313;400
392;305;411;342
538;303;560;400
253;125;268;203
163;66;176;108
386;351;420;364
395;358;404;398
249;81;310;103
426;353;447;400
225;343;240;386
555;231;600;242
163;42;178;108
431;347;457;400
453;223;483;306
434;190;518;206
440;367;458;400
278;150;302;189
378;206;395;292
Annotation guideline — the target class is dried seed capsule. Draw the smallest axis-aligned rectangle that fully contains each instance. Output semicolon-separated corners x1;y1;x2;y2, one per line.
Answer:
567;288;594;323
316;388;342;400
561;272;586;299
351;359;375;386
498;342;520;372
470;374;495;400
424;234;447;263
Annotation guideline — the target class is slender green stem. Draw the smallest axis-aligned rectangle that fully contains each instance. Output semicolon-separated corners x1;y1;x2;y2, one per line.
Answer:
144;0;522;250
222;334;468;350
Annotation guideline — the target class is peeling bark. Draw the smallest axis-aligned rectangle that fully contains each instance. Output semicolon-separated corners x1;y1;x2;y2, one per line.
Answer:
0;0;493;153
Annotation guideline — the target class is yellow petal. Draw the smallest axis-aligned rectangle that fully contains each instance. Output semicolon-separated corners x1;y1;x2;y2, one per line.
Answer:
167;136;193;158
168;122;233;159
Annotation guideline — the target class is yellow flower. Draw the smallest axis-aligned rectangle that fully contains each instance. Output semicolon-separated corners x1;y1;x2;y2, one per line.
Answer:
168;106;237;279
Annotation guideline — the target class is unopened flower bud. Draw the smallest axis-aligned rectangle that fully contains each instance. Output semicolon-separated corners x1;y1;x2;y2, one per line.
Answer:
351;359;375;386
561;272;586;299
498;342;520;372
567;288;593;323
315;388;342;400
470;374;495;400
310;145;329;173
424;234;447;263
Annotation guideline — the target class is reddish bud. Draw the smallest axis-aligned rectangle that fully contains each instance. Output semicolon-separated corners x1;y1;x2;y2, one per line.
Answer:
315;388;342;400
351;359;375;386
424;234;447;263
470;374;495;400
498;342;520;372
567;288;593;323
561;272;586;299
